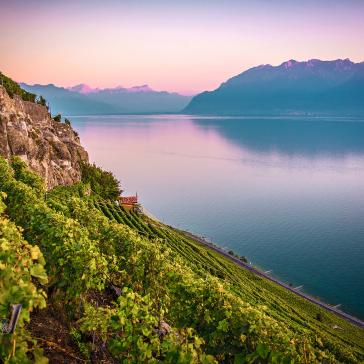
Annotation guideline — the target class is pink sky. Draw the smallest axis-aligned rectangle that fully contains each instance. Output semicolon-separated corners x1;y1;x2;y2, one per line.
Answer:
0;1;363;95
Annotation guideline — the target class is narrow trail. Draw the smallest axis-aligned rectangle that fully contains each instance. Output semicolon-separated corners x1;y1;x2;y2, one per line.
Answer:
181;230;364;329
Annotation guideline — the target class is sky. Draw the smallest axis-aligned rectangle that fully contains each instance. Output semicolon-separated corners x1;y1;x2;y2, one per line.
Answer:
0;0;364;95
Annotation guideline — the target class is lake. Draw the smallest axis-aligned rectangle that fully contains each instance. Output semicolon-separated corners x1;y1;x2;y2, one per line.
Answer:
72;115;364;319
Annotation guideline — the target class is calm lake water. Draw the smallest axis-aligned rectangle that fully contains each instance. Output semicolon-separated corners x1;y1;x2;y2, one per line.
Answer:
72;115;364;319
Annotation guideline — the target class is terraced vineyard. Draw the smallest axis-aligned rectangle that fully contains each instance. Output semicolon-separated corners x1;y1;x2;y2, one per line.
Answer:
2;155;364;362
91;198;364;360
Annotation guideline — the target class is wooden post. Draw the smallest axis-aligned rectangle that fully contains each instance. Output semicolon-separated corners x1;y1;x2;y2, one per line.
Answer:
1;304;22;334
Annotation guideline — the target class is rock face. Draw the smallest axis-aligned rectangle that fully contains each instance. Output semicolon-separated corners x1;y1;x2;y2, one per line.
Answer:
0;85;88;189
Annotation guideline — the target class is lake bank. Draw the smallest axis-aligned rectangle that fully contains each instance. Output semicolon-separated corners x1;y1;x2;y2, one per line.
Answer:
176;228;364;328
72;114;364;319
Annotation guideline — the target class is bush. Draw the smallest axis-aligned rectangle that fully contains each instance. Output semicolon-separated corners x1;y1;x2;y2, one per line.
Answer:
0;157;109;298
79;288;216;363
36;95;47;107
64;118;71;126
316;312;325;322
80;162;122;200
0;193;47;363
53;114;62;122
11;157;45;195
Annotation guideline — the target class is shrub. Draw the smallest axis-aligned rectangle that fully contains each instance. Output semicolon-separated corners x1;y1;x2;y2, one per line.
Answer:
0;193;48;363
0;157;110;298
80;162;122;200
316;312;325;322
79;288;216;363
11;156;45;195
36;95;47;107
53;114;62;122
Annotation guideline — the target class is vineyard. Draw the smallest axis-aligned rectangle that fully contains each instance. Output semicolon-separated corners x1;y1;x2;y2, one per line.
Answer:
0;157;363;363
90;199;364;350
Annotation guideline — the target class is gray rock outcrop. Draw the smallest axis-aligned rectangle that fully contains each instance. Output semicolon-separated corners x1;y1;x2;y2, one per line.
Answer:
0;86;88;189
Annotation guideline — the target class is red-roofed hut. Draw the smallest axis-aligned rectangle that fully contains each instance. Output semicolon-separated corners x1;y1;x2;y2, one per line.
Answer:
118;194;138;211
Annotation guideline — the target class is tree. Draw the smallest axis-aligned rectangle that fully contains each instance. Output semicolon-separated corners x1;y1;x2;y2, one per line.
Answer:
64;118;71;126
53;114;62;122
37;95;47;107
80;162;122;200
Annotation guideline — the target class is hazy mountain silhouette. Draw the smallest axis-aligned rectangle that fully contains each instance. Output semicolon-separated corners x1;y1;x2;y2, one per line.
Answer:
21;83;192;115
184;59;364;115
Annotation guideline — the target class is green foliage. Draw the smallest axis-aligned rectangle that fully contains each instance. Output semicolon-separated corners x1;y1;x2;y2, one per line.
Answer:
315;312;325;322
36;95;47;107
0;158;110;298
0;72;36;102
52;114;62;122
0;157;363;363
70;327;90;359
0;193;48;363
64;118;71;126
80;162;122;200
11;157;45;196
91;197;364;363
79;287;216;363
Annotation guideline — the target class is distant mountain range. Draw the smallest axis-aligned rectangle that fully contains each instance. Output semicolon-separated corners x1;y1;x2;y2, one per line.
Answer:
184;59;364;115
67;83;155;94
20;83;192;115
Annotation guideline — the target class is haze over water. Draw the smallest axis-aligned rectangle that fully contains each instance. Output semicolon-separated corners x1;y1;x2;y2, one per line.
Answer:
72;115;364;319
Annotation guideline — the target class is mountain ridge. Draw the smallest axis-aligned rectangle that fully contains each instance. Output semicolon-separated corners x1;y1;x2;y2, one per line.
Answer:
68;83;157;94
21;82;192;115
184;58;364;115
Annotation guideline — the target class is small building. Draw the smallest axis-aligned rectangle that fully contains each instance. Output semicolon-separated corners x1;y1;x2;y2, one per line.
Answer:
118;194;138;211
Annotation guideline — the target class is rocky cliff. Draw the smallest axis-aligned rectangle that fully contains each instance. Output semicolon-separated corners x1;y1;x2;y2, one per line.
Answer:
0;85;88;189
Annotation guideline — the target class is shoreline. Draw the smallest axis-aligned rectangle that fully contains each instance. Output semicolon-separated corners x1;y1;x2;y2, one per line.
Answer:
178;229;364;329
141;206;364;328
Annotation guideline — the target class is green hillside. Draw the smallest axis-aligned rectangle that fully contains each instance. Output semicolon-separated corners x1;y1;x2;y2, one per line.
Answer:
0;157;363;363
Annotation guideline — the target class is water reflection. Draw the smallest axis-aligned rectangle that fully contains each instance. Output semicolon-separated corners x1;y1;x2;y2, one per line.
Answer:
191;116;364;156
